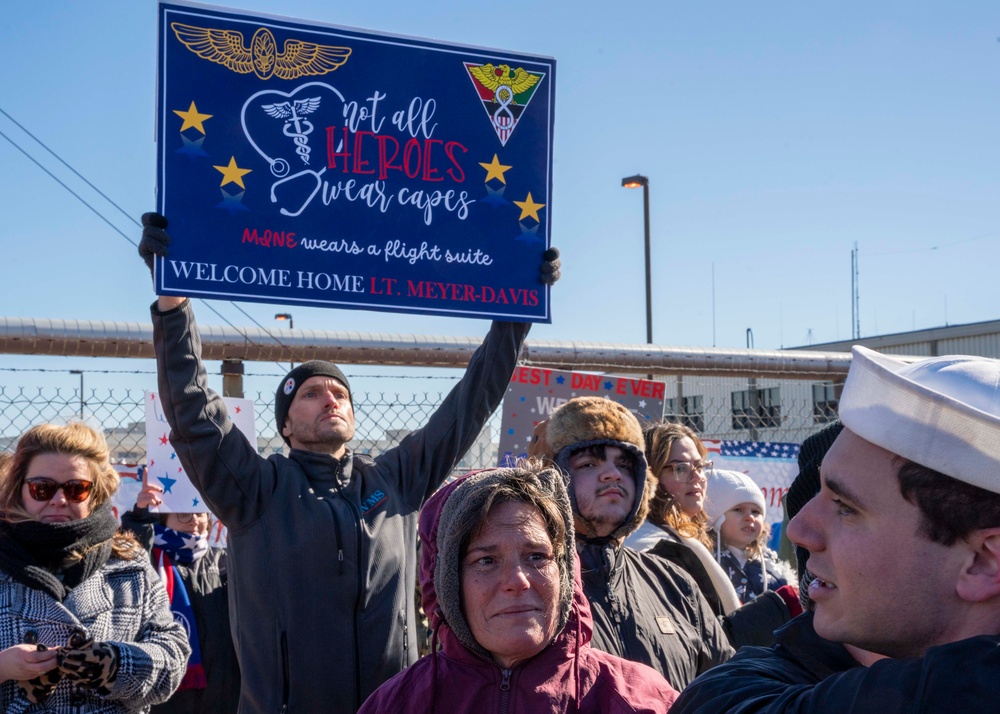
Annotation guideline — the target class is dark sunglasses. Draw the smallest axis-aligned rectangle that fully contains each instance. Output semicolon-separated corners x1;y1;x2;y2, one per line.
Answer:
25;478;94;503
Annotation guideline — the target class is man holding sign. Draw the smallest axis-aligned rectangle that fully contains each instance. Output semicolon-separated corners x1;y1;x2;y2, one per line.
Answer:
139;213;558;712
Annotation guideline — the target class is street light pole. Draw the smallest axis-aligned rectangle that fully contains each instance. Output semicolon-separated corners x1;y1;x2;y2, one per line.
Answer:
621;175;652;346
69;370;84;419
274;313;294;370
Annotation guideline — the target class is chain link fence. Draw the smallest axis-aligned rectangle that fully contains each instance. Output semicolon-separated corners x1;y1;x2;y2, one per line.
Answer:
0;371;842;464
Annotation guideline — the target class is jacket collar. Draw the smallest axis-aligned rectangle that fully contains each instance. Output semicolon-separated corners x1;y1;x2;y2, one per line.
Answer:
774;611;862;679
288;448;353;486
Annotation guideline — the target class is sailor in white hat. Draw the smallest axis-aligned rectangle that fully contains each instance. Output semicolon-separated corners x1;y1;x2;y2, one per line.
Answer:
672;346;1000;712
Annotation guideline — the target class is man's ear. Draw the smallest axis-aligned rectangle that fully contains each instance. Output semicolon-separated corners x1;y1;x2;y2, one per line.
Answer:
956;528;1000;603
282;420;292;439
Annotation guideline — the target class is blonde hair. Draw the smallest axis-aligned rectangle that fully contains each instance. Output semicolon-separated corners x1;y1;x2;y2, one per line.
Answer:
0;422;139;559
644;423;713;548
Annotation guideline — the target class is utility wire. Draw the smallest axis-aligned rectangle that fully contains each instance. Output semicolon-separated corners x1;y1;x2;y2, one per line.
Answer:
0;106;297;371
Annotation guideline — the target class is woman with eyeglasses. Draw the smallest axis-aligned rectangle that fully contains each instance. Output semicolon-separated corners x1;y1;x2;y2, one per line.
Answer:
0;421;189;712
626;423;802;649
120;481;240;714
626;423;742;616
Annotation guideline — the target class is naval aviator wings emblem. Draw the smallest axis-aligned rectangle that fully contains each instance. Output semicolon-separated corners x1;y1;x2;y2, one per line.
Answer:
170;22;351;80
465;62;545;146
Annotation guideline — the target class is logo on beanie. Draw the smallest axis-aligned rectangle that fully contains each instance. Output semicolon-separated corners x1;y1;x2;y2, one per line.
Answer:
283;377;296;395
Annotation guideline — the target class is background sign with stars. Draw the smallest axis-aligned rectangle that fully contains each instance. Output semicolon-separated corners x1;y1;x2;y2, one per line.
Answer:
497;367;667;466
156;1;555;322
145;391;256;512
703;439;800;547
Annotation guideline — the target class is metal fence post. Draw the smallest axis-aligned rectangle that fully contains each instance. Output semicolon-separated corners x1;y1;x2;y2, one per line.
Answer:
221;359;244;399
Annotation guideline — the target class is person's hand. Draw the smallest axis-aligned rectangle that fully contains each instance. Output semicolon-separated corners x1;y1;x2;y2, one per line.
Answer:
2;643;61;704
2;643;58;684
134;482;165;511
57;631;119;695
540;247;560;285
139;212;170;279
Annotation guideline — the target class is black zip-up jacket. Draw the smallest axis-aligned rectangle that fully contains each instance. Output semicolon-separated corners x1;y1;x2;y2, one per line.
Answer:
120;508;241;714
673;611;1000;713
578;541;733;691
151;299;529;713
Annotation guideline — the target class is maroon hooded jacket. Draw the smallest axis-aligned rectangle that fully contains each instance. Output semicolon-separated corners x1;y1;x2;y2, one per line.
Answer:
359;473;678;714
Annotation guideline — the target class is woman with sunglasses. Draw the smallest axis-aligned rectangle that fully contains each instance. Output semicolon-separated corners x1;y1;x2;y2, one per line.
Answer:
0;422;190;712
120;482;240;714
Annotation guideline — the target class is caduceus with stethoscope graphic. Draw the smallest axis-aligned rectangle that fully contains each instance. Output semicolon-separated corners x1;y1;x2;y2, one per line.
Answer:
241;82;347;217
261;96;322;166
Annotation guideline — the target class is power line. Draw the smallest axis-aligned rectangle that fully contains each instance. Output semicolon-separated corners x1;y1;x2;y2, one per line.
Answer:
0;106;298;372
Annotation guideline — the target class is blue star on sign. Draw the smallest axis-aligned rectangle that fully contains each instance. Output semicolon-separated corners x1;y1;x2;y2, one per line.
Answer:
514;222;543;244
604;381;614;390
556;375;565;384
158;475;177;494
216;188;251;213
176;134;210;158
481;184;509;206
192;498;199;507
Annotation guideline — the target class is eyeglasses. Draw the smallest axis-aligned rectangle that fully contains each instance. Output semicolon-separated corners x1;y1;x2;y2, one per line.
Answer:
662;460;713;483
174;512;210;524
25;478;94;503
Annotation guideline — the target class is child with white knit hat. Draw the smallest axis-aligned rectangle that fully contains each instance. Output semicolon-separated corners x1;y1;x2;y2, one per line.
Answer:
704;469;794;604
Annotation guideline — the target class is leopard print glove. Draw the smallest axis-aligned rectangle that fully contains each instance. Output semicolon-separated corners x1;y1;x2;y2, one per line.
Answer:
17;634;63;705
57;630;119;696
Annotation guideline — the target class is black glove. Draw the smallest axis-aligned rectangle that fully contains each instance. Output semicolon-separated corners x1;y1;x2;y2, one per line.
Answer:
139;212;171;279
57;630;119;696
540;247;561;285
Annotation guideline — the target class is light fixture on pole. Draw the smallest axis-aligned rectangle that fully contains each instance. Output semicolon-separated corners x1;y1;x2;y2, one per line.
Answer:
274;313;294;369
621;174;652;347
69;370;84;419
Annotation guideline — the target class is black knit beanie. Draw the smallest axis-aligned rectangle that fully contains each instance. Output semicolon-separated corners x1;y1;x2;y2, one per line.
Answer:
787;420;843;521
790;420;843;609
274;361;352;445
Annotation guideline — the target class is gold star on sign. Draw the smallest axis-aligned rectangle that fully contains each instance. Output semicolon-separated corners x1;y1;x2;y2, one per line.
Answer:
173;101;213;134
214;157;252;188
514;192;545;222
479;154;512;184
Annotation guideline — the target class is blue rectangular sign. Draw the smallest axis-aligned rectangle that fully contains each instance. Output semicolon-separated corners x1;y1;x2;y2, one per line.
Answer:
156;1;555;321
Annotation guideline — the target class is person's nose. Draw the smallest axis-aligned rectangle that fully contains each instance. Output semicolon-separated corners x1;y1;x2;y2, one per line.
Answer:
598;461;623;482
47;488;69;506
787;496;822;552
501;561;532;592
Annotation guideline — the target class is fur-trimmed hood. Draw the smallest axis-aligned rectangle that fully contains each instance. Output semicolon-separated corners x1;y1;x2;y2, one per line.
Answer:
545;397;655;543
418;467;581;662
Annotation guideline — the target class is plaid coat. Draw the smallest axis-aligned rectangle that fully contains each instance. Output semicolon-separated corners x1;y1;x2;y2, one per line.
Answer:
0;554;191;713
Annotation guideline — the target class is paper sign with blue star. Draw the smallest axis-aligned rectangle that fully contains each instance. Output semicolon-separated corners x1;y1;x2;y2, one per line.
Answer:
144;390;257;512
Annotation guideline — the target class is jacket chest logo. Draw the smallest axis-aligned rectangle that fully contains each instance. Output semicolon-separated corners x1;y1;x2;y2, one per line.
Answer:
360;489;388;518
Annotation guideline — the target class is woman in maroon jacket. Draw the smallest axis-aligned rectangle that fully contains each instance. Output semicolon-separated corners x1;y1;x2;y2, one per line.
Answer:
360;463;678;713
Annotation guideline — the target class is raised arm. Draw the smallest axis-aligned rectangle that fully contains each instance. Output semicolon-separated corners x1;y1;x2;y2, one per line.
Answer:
375;248;560;508
141;213;271;529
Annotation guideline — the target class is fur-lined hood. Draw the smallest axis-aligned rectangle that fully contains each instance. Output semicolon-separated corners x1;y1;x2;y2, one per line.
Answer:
418;467;581;662
545;397;655;543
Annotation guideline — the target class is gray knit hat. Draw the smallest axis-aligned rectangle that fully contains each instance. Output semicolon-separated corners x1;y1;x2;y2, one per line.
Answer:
274;360;352;445
435;466;575;660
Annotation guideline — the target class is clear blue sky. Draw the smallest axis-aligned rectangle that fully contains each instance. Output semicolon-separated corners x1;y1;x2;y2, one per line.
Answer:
0;1;997;400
